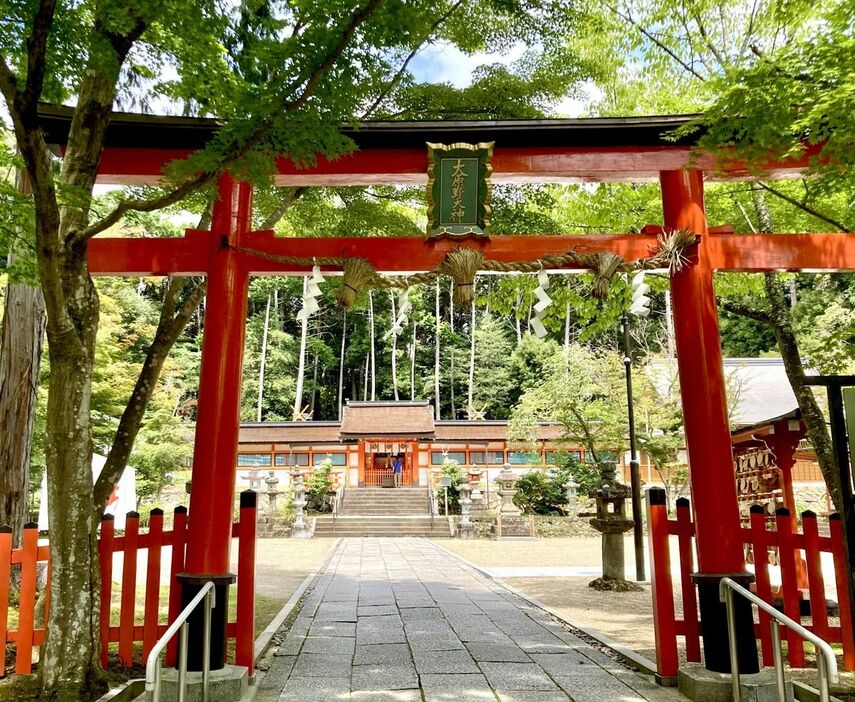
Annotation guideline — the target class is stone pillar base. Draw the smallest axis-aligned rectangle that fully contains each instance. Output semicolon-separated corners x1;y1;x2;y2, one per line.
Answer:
492;514;534;539
291;517;315;539
457;522;476;539
678;663;791;702
156;664;248;702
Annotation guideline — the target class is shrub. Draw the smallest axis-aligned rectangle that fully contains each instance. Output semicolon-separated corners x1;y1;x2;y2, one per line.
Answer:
438;461;466;515
305;461;335;512
514;468;572;515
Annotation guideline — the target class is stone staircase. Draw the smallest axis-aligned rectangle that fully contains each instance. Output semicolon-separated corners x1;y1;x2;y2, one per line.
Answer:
313;487;450;537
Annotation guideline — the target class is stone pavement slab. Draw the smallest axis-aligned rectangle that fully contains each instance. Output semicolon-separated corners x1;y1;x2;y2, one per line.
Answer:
260;537;689;702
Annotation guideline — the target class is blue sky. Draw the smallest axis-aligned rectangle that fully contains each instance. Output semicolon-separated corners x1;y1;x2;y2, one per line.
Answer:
408;41;600;117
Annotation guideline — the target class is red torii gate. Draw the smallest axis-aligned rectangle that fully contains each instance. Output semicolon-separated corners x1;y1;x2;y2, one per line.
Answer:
40;106;855;676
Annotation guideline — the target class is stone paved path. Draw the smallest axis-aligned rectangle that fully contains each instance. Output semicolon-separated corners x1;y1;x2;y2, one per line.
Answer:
257;538;688;702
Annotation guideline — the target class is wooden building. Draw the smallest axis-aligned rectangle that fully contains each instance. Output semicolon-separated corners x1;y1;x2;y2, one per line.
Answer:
237;400;572;488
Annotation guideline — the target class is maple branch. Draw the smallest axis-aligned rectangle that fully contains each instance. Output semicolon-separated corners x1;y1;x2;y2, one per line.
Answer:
717;297;773;324
283;0;384;111
360;0;464;119
77;0;385;242
20;0;58;118
755;181;850;233
604;2;706;81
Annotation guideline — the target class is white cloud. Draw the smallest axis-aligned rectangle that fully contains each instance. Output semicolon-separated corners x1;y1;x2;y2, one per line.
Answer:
552;81;604;118
410;41;527;88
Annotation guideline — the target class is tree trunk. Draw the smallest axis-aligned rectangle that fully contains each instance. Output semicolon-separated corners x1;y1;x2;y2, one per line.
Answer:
308;352;319;417
664;289;676;358
410;319;417;402
468;300;476;410
435;280;441;420
363;354;369;401
563;281;571;357
0;277;45;543
256;293;271;421
369;290;376;401
293;277;309;419
41;245;103;700
514;291;522;342
390;291;399;401
338;310;347;420
449;281;455;418
750;191;855;607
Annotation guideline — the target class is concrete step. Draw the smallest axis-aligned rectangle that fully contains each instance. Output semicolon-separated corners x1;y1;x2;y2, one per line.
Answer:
314;515;450;537
315;529;450;537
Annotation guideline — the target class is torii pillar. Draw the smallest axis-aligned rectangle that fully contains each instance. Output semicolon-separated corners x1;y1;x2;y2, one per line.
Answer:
662;169;759;674
179;173;253;671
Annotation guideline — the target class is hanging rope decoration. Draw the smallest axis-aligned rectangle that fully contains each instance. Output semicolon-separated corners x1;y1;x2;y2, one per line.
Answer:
529;269;553;338
588;252;625;300
337;257;376;307
384;289;411;340
230;228;696;308
437;247;485;305
296;264;325;321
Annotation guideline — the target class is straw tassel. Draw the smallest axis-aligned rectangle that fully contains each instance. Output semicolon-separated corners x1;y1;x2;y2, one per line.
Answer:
589;252;625;300
438;248;484;305
336;257;377;308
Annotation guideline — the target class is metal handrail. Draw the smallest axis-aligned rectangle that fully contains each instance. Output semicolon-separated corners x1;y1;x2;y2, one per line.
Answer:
145;581;215;702
720;577;838;702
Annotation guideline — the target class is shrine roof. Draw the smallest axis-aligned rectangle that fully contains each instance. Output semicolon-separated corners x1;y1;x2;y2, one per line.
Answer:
647;357;800;428
340;401;436;439
37;103;699;151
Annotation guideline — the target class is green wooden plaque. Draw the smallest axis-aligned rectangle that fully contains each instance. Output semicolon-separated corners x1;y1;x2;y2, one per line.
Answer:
426;142;494;240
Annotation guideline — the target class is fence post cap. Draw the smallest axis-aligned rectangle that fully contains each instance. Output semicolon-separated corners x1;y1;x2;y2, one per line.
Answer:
174;505;188;514
801;509;817;519
240;490;258;508
829;512;841;522
149;507;164;517
0;525;12;534
775;506;791;517
126;511;140;519
647;486;667;505
749;504;765;515
675;497;690;508
101;513;115;521
24;521;38;529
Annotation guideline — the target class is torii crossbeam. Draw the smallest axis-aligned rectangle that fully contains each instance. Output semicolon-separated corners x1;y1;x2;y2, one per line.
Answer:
41;105;855;678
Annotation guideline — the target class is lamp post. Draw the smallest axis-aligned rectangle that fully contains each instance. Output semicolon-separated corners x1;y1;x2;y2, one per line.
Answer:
623;311;646;581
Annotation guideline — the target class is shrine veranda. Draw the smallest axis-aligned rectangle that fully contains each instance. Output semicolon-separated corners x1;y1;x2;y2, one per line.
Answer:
36;104;855;680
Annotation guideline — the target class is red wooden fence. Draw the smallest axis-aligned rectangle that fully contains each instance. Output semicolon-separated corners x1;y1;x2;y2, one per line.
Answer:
647;487;855;681
0;490;258;678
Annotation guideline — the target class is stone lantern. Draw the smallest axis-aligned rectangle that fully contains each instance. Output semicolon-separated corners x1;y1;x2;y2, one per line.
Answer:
496;467;521;515
565;475;579;516
467;467;485;510
456;482;476;539
492;466;533;538
290;468;311;539
589;462;637;588
265;470;281;513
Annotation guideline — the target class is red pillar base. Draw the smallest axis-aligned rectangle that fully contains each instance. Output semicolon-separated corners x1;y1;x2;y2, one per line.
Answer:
176;573;236;672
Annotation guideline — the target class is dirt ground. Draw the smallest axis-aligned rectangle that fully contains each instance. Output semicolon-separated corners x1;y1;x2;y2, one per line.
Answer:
436;536;667;664
236;537;338;604
438;535;634;569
